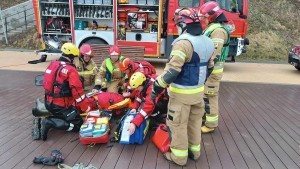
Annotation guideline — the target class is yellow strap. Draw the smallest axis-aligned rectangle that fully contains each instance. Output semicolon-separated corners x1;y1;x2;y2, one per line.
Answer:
206;115;218;122
170;86;204;94
79;69;94;75
212;68;223;74
99;66;106;72
170;148;188;157
170;50;186;60
189;144;201;152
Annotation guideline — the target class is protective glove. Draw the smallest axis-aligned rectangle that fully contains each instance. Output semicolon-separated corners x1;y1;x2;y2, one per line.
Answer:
151;80;164;103
101;88;107;92
93;85;102;91
33;150;64;166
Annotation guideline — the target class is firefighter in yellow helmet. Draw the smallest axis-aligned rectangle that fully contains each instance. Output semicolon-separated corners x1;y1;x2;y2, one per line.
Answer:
198;1;231;133
33;43;93;141
150;8;214;166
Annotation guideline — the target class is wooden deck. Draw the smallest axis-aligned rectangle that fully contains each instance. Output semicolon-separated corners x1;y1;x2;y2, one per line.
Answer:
0;69;299;169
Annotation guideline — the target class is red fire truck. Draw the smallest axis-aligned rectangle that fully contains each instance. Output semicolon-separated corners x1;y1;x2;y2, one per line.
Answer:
32;0;249;61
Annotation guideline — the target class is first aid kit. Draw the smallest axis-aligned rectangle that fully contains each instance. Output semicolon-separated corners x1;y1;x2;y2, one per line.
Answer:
79;110;109;144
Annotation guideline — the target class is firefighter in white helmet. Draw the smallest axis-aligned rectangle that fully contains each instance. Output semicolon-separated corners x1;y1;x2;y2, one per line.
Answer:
151;8;214;166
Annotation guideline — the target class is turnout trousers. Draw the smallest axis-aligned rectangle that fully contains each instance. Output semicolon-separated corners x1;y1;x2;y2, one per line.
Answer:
203;64;223;128
166;92;205;165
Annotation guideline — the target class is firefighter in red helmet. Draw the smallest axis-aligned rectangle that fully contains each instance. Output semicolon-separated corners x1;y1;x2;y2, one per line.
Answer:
32;43;94;141
73;43;98;91
119;57;156;98
150;8;214;166
199;1;231;133
94;45;125;94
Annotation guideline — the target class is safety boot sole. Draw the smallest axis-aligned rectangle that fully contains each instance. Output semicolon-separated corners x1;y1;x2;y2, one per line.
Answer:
32;117;41;140
40;118;49;141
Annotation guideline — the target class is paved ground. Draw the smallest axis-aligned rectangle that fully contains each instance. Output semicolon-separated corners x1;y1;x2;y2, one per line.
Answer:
1;51;299;85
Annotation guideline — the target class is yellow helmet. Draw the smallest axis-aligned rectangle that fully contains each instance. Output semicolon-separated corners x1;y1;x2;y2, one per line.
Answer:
129;72;146;89
61;43;80;57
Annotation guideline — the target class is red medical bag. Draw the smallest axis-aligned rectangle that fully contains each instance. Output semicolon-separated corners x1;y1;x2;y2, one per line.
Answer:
79;114;109;145
152;124;170;153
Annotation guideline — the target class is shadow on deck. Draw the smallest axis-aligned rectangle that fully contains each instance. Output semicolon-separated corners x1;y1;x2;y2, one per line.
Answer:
0;70;299;169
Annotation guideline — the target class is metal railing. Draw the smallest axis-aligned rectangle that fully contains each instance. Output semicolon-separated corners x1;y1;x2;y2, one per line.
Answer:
0;1;35;44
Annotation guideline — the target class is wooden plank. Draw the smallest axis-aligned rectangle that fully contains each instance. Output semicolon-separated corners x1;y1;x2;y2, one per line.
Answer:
17;132;75;169
91;44;145;66
202;134;222;169
210;128;236;169
142;132;159;169
231;84;300;168
128;129;151;169
89;144;112;169
220;87;275;169
195;142;209;169
223;82;299;168
99;141;124;169
114;144;136;169
217;96;260;168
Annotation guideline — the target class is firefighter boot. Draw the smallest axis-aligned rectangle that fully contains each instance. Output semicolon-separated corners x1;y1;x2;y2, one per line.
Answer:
32;117;41;140
201;126;215;134
163;152;186;166
40;118;71;141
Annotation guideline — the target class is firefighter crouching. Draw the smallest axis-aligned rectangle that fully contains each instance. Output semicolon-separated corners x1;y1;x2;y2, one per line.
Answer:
198;1;231;133
73;43;98;91
33;43;94;141
151;8;214;166
127;72;168;135
93;46;125;94
119;57;157;99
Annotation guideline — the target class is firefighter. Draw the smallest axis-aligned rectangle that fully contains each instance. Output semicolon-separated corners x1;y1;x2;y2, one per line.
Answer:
73;43;98;91
37;43;93;141
150;8;214;166
127;72;168;135
119;58;157;98
93;46;125;94
198;1;231;133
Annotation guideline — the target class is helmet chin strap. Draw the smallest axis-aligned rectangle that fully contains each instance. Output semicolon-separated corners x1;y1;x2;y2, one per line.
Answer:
176;22;187;35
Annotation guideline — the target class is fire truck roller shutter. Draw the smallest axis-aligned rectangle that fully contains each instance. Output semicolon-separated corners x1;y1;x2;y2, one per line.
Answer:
82;38;107;46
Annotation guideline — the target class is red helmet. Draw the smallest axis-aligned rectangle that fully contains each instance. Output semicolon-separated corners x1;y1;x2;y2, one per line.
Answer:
79;43;93;57
119;58;134;71
198;1;223;22
109;46;121;56
173;8;199;24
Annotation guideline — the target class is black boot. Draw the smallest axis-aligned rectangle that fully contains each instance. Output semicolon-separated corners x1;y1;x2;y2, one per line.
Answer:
40;118;70;141
32;117;41;140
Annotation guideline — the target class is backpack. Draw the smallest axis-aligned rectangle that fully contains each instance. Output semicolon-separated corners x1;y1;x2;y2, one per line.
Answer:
43;61;64;93
134;60;156;76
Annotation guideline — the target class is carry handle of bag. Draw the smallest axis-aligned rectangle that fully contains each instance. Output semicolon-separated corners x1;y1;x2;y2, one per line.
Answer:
159;124;168;132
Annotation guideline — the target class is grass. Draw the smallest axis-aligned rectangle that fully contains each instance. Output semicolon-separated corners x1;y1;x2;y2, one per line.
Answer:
0;0;28;9
239;0;300;61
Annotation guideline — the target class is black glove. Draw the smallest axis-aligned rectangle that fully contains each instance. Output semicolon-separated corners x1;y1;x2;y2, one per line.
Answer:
101;87;107;92
33;150;64;166
93;85;102;90
151;80;164;103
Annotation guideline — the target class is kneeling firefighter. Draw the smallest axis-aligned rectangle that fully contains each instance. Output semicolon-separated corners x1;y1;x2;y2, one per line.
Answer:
34;43;94;141
150;8;214;166
127;72;168;135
